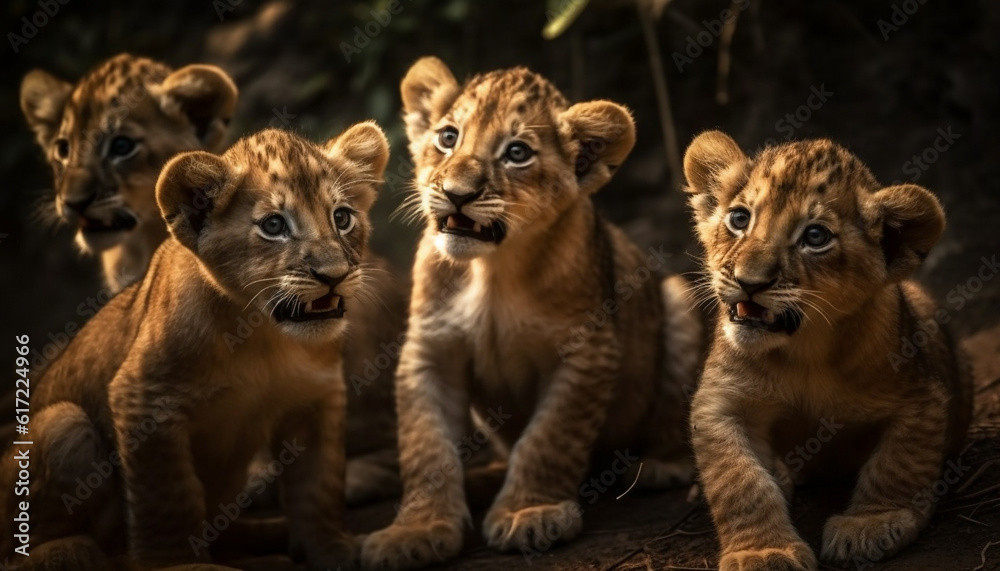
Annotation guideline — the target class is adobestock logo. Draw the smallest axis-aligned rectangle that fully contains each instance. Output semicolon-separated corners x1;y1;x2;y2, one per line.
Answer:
762;84;834;147
671;0;751;72
7;0;70;54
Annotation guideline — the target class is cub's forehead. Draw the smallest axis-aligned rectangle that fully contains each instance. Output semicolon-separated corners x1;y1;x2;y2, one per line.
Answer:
740;140;878;213
227;130;344;203
62;55;170;135
447;67;568;130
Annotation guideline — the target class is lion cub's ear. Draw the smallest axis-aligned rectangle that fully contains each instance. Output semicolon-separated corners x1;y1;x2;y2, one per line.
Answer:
20;69;74;148
558;101;636;195
683;130;748;226
155;65;238;153
156;151;232;253
863;184;945;282
400;56;459;143
323;121;391;213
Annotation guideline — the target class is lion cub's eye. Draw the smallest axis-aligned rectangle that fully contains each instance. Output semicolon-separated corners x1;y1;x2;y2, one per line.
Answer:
333;208;356;234
55;139;70;159
726;208;752;233
801;224;833;250
435;127;459;153
259;214;288;237
503;141;535;166
109;136;138;158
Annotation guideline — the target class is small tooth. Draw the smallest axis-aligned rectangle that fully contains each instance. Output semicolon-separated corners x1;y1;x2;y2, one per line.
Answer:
736;302;749;318
305;300;313;313
446;216;459;229
331;296;341;308
762;309;775;324
473;222;482;233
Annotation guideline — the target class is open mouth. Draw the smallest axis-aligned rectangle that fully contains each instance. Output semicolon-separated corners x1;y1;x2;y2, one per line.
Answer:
728;301;802;335
274;291;345;323
437;213;506;243
79;212;137;233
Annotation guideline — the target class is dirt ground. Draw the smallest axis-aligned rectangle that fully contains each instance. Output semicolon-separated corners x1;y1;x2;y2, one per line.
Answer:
344;337;1000;571
219;328;1000;571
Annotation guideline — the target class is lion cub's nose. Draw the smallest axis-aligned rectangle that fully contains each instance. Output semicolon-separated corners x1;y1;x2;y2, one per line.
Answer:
444;188;484;209
310;268;347;288
736;278;777;296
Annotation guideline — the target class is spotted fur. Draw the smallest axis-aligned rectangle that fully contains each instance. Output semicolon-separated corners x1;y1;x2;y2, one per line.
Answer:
683;131;973;570
361;57;701;570
0;126;390;570
20;53;238;292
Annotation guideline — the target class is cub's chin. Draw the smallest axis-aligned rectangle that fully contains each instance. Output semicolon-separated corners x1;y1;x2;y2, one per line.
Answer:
75;226;131;253
722;321;791;353
434;232;498;261
280;318;349;341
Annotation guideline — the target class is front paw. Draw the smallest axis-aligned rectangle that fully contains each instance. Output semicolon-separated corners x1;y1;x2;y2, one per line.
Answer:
821;508;920;564
361;520;463;570
719;543;817;571
482;501;583;552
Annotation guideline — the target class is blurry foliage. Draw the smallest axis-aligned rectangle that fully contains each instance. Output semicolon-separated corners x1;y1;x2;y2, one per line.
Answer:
1;0;997;355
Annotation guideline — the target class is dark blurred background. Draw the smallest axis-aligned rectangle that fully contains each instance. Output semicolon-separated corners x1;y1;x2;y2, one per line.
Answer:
1;0;998;367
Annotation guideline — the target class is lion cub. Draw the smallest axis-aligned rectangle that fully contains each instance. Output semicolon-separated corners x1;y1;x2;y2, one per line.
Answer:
21;53;238;292
361;57;701;570
683;131;973;570
0;124;390;570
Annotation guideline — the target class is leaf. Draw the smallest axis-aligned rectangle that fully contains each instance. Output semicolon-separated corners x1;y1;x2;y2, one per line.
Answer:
542;0;591;40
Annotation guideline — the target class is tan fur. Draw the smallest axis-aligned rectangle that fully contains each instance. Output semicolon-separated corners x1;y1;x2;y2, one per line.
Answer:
683;131;973;570
20;53;238;292
361;57;700;570
0;125;391;570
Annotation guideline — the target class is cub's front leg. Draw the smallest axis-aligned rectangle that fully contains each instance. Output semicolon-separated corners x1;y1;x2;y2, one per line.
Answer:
360;337;471;571
109;376;208;567
481;329;619;553
821;390;949;565
274;387;354;571
691;377;817;571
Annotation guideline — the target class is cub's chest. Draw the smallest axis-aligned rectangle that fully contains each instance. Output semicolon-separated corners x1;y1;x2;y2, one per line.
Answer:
441;280;565;389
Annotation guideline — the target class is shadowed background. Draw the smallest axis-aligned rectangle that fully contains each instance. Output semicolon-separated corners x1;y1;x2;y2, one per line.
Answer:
1;0;998;569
